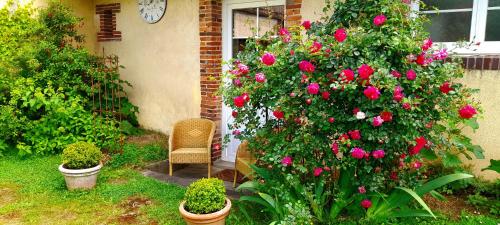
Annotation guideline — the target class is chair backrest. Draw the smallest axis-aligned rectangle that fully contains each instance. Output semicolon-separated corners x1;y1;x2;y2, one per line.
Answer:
171;118;215;149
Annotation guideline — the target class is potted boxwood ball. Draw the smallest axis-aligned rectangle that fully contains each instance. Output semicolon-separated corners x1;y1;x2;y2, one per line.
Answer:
58;142;103;190
179;178;231;225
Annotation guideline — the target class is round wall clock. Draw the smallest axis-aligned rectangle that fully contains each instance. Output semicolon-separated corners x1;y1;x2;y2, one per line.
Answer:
138;0;167;24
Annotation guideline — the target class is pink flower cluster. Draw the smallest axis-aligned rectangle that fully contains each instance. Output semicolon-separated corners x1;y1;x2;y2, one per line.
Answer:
363;86;380;100
299;60;315;73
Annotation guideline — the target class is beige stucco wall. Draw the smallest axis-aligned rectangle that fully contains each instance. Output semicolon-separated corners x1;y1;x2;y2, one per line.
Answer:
462;70;500;180
300;0;328;22
93;0;201;134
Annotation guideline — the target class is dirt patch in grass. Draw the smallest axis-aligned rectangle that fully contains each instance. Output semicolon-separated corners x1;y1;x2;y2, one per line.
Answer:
126;132;168;150
107;178;129;185
423;194;487;220
0;185;19;206
0;212;22;225
112;196;155;224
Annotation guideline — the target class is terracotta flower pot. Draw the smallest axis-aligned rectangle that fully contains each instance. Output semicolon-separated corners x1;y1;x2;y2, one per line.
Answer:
58;163;102;190
179;197;232;225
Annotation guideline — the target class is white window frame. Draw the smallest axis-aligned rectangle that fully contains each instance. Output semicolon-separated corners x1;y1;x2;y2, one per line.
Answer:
416;0;500;55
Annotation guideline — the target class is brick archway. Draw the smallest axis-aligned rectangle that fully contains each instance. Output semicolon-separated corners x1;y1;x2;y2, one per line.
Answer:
198;0;302;161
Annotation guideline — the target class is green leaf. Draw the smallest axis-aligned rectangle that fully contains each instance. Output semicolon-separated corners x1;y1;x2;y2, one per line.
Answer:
442;152;462;167
416;173;474;196
235;180;259;192
464;118;479;130
482;159;500;173
420;149;438;160
395;187;435;219
429;190;447;201
470;145;485;159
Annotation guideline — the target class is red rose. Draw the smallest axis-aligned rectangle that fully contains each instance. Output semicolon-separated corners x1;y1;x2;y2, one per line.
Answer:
393;86;404;102
373;14;387;26
307;83;320;95
232;110;238;117
261;52;276;66
391;70;401;78
322;91;330;100
299;60;315;73
242;93;250;102
358;64;374;80
406;69;417;80
310;41;322;53
348;130;361;140
422;38;433;51
380;111;393;122
361;199;372;209
439;82;453;94
459;105;477;119
416;54;426;65
340;69;355;82
273;110;284;119
402;103;411;110
302;20;311;30
363;86;380;100
334;28;347;42
234;96;245;108
328;117;335;123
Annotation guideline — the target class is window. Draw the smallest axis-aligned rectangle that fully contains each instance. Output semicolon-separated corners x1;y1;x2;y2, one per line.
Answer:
232;5;284;56
419;0;500;54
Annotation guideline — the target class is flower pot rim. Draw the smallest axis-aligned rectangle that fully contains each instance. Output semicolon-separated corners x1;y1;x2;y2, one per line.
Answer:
58;163;103;174
179;197;232;220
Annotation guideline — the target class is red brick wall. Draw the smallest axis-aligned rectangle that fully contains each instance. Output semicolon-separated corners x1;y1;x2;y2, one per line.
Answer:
199;0;223;161
96;3;121;42
461;56;500;70
285;0;302;27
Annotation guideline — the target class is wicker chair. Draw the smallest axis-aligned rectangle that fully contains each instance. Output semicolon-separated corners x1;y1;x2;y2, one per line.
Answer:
169;118;215;178
233;141;256;187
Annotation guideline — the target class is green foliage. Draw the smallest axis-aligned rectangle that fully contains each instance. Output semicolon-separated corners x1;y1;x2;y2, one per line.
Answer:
220;0;483;222
0;2;138;156
62;142;103;169
184;178;226;214
482;159;500;173
466;179;500;216
107;143;166;169
276;201;314;225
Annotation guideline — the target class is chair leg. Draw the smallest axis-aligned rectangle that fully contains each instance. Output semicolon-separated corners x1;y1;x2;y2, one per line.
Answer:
169;161;173;176
233;170;237;188
208;163;211;178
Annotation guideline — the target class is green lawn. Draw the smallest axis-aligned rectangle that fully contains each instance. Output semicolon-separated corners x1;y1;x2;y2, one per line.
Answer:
0;143;498;225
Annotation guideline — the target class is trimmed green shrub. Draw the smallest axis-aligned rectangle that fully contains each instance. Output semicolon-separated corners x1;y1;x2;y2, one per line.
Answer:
184;178;226;214
62;142;103;169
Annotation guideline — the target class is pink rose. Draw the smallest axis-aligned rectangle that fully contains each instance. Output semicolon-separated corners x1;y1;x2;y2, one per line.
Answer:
281;156;293;167
440;82;453;94
328;117;335;123
351;147;365;159
340;69;355;82
433;48;448;60
372;149;385;159
307;83;320;95
380;111;393;122
361;199;372;209
232;129;241;136
299;60;315;73
278;28;289;36
348;130;361;140
358;64;374;80
233;78;242;87
261;52;276;66
302;20;311;30
334;28;347;42
412;161;423;169
358;186;366;194
391;70;401;78
393;86;404;102
273;110;284;119
322;91;330;100
373;14;387;26
363;86;380;100
402;103;411;110
372;116;384;127
310;41;322;53
313;167;323;176
459;105;477;119
238;63;249;74
234;96;245;108
255;72;266;83
422;38;433;51
331;142;339;154
406;69;417;80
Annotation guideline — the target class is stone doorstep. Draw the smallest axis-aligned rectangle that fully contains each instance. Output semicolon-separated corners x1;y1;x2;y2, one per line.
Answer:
142;160;241;199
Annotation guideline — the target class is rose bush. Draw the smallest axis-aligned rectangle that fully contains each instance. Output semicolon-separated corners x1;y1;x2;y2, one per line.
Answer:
221;0;482;223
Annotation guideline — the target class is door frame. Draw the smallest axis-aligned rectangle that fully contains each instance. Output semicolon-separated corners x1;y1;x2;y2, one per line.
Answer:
221;0;285;162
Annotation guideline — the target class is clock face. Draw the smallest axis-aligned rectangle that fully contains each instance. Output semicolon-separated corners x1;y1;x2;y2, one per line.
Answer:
138;0;167;24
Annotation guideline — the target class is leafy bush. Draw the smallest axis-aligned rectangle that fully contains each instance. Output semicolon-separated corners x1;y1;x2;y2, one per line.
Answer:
184;178;226;214
0;2;138;156
221;0;483;223
62;142;103;169
467;179;500;216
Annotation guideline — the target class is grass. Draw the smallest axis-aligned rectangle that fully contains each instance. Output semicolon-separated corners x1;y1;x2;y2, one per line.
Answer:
0;143;185;225
0;141;498;225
